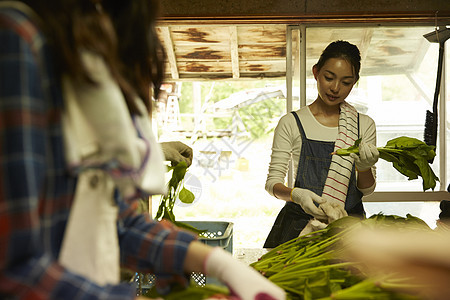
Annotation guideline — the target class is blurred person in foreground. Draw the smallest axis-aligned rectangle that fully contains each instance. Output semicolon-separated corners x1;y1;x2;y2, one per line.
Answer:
342;197;450;300
0;0;285;299
342;220;450;300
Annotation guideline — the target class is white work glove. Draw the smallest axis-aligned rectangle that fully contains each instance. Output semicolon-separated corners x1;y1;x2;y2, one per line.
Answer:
299;202;348;237
205;247;286;300
349;141;379;172
160;141;193;167
299;219;328;237
291;188;327;220
319;202;348;223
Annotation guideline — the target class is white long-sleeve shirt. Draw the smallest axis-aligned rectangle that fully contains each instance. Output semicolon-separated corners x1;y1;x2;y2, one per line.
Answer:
265;105;377;197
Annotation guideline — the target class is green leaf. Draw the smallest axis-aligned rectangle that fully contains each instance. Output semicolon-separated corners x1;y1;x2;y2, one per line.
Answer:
335;136;439;191
169;161;188;189
179;187;195;204
385;136;425;149
155;200;164;220
414;157;439;191
335;138;361;156
378;149;401;163
393;154;420;180
174;220;207;235
154;161;202;233
164;208;177;223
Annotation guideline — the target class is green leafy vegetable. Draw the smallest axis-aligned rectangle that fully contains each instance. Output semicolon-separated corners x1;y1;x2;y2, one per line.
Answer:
179;187;195;204
335;136;439;191
144;214;429;300
251;214;430;300
155;161;204;234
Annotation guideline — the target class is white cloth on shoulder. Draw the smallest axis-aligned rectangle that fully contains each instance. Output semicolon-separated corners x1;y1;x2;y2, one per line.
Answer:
299;102;358;238
59;51;166;285
321;101;358;207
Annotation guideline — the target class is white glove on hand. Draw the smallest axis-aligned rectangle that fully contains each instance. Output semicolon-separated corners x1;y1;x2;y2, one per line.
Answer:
160;141;193;167
291;188;327;219
299;219;328;237
205;247;286;300
299;203;348;237
319;202;348;223
349;141;379;172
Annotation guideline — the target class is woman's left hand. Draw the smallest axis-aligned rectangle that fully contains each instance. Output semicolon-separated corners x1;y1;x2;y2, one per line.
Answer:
350;142;379;172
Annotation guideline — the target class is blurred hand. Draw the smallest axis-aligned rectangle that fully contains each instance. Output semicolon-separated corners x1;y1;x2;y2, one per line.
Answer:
160;141;193;167
291;188;327;219
342;227;450;300
205;247;286;300
350;141;379;172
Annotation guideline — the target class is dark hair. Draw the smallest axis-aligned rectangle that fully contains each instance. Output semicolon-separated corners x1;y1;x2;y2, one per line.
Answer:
314;40;361;81
104;0;166;112
21;0;164;114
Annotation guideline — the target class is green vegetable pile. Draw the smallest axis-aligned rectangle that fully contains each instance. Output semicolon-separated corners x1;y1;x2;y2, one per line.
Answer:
251;214;430;300
335;136;439;191
142;214;431;300
155;161;204;234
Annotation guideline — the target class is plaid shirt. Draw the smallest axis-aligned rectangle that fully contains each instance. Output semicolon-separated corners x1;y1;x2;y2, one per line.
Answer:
0;4;195;299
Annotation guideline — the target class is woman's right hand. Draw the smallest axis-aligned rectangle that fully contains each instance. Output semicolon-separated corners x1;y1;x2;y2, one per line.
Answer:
290;188;328;219
319;201;348;223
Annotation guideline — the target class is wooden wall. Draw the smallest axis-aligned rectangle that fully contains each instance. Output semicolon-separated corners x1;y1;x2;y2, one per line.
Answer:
158;0;450;25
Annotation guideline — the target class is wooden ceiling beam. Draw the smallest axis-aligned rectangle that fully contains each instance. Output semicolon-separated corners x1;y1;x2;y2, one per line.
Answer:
230;26;240;79
159;0;450;25
160;27;180;79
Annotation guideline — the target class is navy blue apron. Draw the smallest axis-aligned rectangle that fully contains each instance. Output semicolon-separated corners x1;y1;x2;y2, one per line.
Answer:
264;111;364;248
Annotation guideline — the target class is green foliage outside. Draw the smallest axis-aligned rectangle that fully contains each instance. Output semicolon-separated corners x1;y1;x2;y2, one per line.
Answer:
178;80;286;140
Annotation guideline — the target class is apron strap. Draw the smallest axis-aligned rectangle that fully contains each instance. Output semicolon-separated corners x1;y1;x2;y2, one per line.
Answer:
291;111;307;140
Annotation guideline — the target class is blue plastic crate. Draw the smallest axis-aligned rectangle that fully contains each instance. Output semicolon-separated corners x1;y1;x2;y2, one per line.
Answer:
134;221;234;294
184;221;233;254
183;221;233;287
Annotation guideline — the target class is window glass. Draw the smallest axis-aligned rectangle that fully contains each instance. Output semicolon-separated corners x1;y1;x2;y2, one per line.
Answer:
153;80;286;248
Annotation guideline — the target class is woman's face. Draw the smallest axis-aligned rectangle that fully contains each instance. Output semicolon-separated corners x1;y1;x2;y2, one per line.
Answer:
313;58;357;107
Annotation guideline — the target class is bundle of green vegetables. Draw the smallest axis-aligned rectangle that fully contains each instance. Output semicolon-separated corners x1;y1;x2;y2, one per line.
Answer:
155;161;204;234
251;214;430;300
335;136;439;191
143;214;430;300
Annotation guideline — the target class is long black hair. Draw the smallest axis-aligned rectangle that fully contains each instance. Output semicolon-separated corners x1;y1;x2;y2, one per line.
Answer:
315;40;361;81
104;0;166;113
20;0;164;114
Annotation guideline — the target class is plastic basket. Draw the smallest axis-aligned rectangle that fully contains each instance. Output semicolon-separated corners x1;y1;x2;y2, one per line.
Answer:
134;221;234;294
183;221;233;286
184;221;233;253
